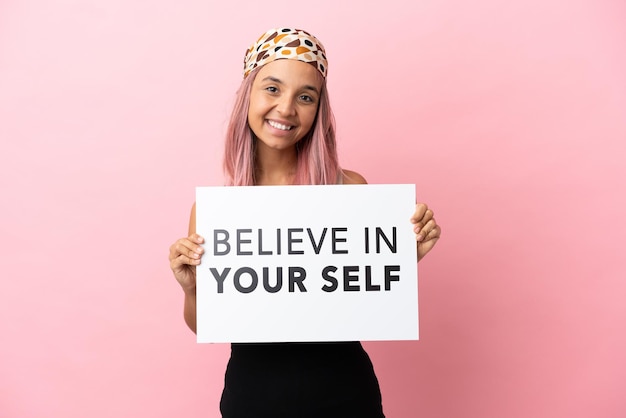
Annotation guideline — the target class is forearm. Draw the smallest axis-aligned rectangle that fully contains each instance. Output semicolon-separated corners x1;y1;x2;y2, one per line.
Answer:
183;289;197;334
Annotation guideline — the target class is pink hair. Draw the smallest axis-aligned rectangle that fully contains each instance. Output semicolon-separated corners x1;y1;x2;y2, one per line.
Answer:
222;67;341;186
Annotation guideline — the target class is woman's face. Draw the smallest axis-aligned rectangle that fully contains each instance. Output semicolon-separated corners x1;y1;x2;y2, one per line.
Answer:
248;59;323;152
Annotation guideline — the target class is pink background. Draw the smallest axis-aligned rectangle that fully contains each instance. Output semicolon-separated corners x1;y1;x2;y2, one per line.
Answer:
1;1;625;417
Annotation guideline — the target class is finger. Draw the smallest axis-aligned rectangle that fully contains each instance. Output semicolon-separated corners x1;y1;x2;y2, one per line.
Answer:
169;235;204;256
417;225;441;260
190;233;205;244
411;207;434;233
170;253;201;270
169;238;204;262
422;218;438;236
415;218;438;241
177;241;204;261
413;210;434;235
418;226;441;246
424;224;441;241
410;203;428;224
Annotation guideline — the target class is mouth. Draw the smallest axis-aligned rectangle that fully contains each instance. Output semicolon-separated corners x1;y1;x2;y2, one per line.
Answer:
267;120;294;131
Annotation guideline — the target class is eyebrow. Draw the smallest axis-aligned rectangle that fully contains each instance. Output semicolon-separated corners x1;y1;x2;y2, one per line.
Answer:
262;76;320;95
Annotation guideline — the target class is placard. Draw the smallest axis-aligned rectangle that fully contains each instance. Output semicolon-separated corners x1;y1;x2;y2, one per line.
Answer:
195;184;418;343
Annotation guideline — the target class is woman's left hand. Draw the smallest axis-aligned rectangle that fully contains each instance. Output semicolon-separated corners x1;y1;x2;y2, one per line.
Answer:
411;203;441;261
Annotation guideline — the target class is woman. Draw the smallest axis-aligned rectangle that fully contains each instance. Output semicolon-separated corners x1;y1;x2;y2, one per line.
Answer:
169;28;441;418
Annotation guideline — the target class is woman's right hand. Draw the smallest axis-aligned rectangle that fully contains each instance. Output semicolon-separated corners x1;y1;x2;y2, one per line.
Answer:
169;233;204;293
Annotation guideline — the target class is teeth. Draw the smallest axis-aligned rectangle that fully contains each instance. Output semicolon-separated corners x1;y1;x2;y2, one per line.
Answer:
268;120;292;131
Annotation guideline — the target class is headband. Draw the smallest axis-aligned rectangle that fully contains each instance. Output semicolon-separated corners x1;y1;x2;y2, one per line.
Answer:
243;28;328;79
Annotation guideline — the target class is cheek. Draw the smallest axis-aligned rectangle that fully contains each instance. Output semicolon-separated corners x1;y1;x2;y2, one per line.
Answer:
247;100;267;131
248;91;264;117
303;108;318;129
246;99;264;136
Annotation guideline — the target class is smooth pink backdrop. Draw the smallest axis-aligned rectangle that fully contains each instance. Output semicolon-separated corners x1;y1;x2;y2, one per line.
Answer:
1;1;625;417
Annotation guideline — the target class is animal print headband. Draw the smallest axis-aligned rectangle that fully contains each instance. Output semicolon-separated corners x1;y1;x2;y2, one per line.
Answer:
243;28;328;78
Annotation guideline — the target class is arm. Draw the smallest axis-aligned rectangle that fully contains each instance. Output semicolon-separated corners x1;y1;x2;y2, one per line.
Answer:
168;203;204;334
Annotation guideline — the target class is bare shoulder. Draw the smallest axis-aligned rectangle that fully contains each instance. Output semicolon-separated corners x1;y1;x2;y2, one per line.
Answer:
341;169;368;185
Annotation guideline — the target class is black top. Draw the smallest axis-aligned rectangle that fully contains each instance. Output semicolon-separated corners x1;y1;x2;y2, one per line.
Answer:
220;341;385;418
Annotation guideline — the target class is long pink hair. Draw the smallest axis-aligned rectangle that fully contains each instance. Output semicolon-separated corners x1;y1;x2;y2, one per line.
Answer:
222;66;341;186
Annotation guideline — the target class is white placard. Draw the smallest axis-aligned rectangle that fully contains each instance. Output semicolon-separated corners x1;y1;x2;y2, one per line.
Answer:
195;184;418;343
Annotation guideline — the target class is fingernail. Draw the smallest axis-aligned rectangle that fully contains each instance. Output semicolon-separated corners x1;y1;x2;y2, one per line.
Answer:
416;234;423;241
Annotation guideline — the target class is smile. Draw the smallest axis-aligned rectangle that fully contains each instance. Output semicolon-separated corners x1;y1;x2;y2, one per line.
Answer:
267;120;293;131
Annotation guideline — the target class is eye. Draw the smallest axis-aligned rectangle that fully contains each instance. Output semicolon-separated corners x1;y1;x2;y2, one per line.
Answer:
299;95;315;103
265;86;278;93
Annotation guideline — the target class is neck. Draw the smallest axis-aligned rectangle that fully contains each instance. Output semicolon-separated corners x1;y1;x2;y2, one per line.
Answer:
255;144;298;185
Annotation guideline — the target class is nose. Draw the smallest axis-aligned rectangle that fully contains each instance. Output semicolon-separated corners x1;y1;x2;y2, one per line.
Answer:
276;95;296;116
